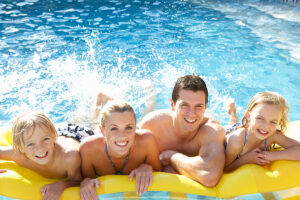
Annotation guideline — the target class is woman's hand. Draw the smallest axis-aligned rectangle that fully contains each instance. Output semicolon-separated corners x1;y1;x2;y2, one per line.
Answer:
129;164;153;196
79;178;100;200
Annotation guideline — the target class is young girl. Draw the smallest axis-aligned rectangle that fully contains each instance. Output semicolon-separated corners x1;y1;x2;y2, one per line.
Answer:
79;99;162;200
0;111;93;200
225;91;300;172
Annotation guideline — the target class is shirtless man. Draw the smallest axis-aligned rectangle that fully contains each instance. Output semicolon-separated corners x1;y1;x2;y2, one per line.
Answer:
139;74;225;187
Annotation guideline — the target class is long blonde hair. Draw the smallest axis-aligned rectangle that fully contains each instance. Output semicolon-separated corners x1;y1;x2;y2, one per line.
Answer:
241;91;289;133
12;111;57;152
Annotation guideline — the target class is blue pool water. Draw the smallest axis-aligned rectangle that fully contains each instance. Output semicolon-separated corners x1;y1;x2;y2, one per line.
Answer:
0;0;300;129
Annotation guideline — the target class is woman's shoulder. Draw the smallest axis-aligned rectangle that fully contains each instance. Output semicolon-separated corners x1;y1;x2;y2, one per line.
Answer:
135;129;156;146
79;134;105;152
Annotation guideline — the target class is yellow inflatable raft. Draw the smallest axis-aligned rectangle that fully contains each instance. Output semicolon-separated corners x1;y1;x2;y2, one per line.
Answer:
1;122;300;200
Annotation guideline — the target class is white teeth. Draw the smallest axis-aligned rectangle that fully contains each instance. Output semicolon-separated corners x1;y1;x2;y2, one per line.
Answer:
259;129;267;134
185;118;196;123
116;141;127;146
36;152;47;158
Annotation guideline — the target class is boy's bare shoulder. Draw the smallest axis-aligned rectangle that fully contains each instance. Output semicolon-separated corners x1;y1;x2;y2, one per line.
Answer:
57;136;80;152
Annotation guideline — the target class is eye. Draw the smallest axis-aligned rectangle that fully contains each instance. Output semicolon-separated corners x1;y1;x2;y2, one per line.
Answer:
181;103;188;107
126;126;133;131
43;137;50;141
271;121;277;125
111;127;117;131
26;143;33;147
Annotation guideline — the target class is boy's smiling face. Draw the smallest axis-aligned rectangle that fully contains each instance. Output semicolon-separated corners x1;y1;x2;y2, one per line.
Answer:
22;125;56;165
103;111;136;158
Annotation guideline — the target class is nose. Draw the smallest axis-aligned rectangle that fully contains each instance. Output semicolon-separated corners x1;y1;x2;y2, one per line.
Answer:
117;130;127;138
262;121;270;131
187;107;196;116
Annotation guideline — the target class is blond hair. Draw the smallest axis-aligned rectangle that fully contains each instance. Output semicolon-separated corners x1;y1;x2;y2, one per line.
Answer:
12;111;57;152
100;100;136;128
241;91;289;133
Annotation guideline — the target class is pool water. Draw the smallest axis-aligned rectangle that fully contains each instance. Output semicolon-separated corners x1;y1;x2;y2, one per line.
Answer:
1;1;300;199
0;0;300;126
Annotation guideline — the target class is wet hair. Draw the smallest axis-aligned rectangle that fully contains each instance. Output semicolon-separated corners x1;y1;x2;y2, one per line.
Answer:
12;111;57;153
100;100;136;128
241;91;289;133
172;74;208;104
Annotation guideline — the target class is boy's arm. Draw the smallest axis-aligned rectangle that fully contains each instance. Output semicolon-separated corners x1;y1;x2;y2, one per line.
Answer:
40;150;82;200
161;125;225;187
0;146;29;166
0;146;15;160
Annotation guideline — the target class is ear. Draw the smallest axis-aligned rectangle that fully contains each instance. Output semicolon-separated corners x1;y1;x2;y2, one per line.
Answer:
245;111;250;121
170;98;175;111
99;125;104;136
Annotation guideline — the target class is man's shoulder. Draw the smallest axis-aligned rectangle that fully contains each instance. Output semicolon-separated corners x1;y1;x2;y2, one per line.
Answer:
198;117;225;141
140;109;172;126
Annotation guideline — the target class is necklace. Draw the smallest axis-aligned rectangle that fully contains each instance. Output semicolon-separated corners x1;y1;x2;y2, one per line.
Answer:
105;144;130;175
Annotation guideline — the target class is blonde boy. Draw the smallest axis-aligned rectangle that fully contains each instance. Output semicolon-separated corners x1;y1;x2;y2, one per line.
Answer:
0;111;82;200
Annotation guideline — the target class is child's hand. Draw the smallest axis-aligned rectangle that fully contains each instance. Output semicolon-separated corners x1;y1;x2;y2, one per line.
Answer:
261;151;274;161
243;148;270;166
41;181;66;200
160;150;177;166
129;164;153;196
0;169;7;173
79;178;100;200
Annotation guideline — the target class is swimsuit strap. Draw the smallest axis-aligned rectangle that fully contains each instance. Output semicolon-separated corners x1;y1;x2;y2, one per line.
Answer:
105;144;130;175
264;139;269;151
237;131;248;159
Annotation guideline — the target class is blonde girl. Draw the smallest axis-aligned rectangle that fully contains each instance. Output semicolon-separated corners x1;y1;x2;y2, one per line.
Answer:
225;91;300;172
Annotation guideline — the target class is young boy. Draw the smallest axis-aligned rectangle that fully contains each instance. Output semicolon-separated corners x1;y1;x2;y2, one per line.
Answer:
0;111;92;200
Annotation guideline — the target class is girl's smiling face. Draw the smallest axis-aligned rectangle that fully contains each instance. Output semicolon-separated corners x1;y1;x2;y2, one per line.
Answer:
247;103;282;140
22;125;56;165
102;111;136;158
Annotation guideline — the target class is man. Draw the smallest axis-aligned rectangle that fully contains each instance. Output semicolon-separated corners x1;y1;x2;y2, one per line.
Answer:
139;74;225;187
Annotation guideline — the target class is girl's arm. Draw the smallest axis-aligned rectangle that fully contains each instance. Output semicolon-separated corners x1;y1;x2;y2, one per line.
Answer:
224;130;245;172
224;129;269;172
224;148;269;172
264;133;300;161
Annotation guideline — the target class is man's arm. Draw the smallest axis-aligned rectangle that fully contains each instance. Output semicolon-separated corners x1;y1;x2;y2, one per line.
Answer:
161;125;225;187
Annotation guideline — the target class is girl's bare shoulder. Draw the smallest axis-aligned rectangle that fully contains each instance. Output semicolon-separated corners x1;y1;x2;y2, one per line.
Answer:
226;128;247;149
